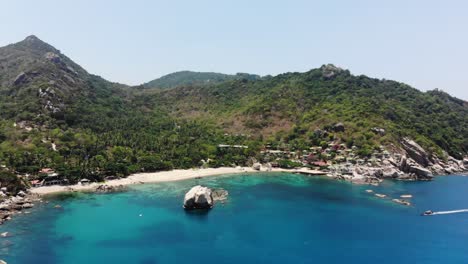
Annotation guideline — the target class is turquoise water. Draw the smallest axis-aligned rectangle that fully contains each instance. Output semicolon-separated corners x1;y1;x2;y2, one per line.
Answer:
2;173;468;263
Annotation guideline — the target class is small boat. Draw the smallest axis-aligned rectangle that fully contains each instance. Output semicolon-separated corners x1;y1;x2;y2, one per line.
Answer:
422;210;434;216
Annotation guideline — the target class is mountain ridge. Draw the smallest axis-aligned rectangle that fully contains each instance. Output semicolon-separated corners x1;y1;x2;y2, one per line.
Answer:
141;64;467;158
142;70;261;89
0;35;466;188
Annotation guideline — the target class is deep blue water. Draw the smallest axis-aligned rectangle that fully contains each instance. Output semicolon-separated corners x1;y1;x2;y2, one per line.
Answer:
1;173;468;263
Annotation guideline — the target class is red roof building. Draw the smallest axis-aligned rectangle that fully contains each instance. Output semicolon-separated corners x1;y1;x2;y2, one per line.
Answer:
40;168;54;174
312;161;328;167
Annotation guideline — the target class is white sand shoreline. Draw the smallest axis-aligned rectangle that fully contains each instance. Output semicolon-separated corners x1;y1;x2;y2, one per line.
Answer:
31;167;323;195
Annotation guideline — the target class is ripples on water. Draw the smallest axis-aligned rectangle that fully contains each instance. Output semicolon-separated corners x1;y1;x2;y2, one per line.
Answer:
1;173;468;263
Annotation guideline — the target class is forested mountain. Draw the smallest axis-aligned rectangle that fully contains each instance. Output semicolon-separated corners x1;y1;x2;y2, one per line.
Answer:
0;36;466;186
143;64;467;159
143;71;260;89
0;35;128;125
0;36;249;181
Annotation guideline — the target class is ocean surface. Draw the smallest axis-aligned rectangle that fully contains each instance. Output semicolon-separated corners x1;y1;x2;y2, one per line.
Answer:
1;173;468;264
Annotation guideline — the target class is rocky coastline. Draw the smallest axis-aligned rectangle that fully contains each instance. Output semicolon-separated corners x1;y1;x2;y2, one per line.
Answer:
0;190;42;225
0;184;129;225
326;138;467;184
92;184;127;194
1;138;466;225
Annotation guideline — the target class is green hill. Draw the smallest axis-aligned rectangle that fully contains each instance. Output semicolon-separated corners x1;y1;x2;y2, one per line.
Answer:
0;36;466;188
0;36;229;181
143;64;467;159
143;71;260;89
0;35;129;126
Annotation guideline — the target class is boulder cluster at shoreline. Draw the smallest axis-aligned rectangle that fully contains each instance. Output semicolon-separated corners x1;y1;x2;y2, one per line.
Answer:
0;189;41;225
326;138;467;184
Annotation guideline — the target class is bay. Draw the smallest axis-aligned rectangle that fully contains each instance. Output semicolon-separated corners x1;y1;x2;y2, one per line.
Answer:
1;173;468;263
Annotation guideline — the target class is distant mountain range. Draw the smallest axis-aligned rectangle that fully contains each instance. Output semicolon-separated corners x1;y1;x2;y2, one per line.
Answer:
0;35;466;182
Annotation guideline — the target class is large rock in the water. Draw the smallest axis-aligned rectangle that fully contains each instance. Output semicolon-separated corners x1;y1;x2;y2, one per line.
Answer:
212;188;229;201
430;164;445;175
252;163;261;171
399;155;433;180
410;165;433;179
95;184;126;193
381;167;399;178
183;185;214;210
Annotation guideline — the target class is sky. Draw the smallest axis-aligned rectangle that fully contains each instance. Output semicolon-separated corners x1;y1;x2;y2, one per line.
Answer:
1;0;467;100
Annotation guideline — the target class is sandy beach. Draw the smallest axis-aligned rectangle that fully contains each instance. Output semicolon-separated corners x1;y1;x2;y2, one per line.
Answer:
30;167;257;195
30;167;328;195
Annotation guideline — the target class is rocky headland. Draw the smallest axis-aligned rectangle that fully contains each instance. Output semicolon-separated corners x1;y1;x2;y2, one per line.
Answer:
0;189;42;225
321;138;466;184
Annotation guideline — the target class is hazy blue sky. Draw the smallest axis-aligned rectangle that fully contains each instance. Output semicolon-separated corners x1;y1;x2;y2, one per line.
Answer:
1;0;467;99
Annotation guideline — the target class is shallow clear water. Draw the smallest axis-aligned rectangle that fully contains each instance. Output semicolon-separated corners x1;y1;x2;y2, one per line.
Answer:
2;173;468;263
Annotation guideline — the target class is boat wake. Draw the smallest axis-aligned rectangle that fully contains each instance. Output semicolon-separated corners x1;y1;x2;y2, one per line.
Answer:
432;209;468;215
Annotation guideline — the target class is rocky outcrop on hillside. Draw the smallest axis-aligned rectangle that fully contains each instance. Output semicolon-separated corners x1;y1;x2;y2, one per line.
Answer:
321;64;345;78
333;122;345;132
